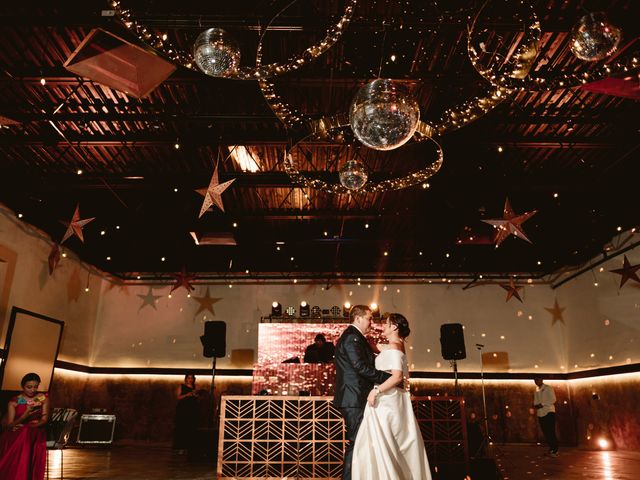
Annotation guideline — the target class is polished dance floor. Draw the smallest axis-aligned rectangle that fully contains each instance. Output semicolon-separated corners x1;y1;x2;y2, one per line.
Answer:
45;444;640;479
495;445;639;480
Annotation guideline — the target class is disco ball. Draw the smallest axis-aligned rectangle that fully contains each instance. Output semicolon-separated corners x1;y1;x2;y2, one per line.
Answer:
349;79;420;151
570;12;622;62
193;28;241;77
339;159;368;190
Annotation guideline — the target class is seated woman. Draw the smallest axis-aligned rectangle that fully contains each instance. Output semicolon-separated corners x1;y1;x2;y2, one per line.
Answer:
0;372;50;480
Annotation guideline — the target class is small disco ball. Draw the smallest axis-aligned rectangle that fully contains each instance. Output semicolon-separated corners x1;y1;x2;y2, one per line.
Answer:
570;12;622;62
349;79;420;151
339;159;368;190
193;28;241;77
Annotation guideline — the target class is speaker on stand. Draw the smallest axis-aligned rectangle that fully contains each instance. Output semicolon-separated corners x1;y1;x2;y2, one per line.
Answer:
440;323;466;396
200;321;226;415
191;321;226;463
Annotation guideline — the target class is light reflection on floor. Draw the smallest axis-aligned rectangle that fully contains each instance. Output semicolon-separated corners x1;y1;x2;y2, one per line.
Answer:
497;445;640;480
43;444;640;479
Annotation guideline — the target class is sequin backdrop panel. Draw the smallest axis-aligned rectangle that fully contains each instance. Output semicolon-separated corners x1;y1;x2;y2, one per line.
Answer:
257;322;385;364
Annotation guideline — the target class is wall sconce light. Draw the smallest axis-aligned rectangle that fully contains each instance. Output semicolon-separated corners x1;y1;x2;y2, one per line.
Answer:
300;301;310;317
271;301;282;317
343;301;351;317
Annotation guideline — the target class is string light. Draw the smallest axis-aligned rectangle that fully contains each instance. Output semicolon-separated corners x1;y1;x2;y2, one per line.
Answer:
111;0;357;80
284;129;444;194
467;1;639;91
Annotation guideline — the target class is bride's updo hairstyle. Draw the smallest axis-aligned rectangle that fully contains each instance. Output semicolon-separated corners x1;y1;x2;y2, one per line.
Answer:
387;313;411;339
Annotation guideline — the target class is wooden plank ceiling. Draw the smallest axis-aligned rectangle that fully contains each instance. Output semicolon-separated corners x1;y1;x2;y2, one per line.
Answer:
0;0;638;279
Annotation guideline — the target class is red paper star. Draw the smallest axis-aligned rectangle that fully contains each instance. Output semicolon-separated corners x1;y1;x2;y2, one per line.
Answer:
609;255;640;288
171;268;196;293
195;166;235;217
48;244;61;275
61;204;95;243
500;278;523;303
192;288;222;315
544;299;566;326
482;198;537;248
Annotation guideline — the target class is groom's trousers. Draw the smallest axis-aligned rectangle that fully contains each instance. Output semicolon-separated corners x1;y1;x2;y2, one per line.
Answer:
340;407;365;480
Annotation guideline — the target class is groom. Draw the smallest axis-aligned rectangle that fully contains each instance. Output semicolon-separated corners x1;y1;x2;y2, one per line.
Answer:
334;305;391;480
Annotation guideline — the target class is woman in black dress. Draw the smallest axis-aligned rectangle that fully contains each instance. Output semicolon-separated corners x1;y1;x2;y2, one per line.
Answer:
173;373;199;453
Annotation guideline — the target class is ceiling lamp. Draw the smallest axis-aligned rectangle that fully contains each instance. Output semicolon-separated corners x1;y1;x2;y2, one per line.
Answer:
193;28;241;77
339;159;368;190
570;12;622;62
349;79;420;151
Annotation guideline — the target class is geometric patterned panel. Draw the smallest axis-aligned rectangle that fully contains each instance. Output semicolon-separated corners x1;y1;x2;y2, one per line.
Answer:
218;396;467;479
412;397;469;466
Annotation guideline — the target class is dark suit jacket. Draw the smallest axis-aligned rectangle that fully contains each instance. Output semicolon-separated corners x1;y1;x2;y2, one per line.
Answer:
333;325;391;408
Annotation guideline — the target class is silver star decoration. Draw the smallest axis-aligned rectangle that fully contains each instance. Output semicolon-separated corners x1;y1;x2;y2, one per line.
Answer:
61;204;95;243
195;165;235;217
137;287;163;311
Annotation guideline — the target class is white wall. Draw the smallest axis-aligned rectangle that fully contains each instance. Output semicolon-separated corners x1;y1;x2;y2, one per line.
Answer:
3;203;638;374
93;278;568;372
0;205;103;364
557;244;640;371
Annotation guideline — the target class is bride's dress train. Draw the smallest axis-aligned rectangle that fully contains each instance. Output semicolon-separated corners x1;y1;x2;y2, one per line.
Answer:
351;349;432;480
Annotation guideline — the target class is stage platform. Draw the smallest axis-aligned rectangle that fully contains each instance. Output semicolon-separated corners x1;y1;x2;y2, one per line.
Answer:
43;444;640;479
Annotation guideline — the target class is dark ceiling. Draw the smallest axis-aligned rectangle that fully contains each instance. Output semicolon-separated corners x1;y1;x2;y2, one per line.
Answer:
0;0;638;280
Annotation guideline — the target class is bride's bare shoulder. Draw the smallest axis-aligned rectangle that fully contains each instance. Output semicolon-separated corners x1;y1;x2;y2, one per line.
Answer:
376;343;389;351
386;341;405;353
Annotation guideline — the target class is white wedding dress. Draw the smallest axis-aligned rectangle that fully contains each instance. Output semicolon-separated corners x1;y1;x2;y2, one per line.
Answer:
351;349;432;480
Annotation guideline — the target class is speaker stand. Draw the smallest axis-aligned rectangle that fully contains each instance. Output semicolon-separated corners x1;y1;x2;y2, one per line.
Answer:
209;356;218;428
450;360;460;396
472;343;511;475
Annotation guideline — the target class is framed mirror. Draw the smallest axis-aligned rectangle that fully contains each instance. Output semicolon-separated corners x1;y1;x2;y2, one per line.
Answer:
0;307;64;392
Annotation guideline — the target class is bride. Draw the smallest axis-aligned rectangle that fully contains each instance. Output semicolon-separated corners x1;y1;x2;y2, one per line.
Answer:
351;313;432;480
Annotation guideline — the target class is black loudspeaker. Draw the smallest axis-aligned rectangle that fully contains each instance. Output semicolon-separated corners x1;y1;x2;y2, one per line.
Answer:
200;321;226;358
440;323;466;360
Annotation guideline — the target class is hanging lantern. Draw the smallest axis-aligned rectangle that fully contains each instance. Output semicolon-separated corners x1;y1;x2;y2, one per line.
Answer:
570;12;622;62
349;79;420;151
193;28;241;77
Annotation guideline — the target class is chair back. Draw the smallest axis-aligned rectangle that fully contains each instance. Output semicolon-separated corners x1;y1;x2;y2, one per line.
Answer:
46;408;78;448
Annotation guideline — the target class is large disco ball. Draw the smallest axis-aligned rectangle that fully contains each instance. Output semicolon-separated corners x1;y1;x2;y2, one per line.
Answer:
339;159;368;190
349;79;420;151
570;12;622;62
193;28;241;77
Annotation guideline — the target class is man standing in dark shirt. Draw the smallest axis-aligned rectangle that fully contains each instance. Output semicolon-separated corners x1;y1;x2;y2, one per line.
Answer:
304;333;335;363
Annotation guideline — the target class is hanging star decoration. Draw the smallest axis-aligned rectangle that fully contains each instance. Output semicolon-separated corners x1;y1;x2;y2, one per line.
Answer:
171;268;196;293
195;165;235;217
137;287;163;311
500;278;523;303
61;204;95;243
482;198;537;248
609;255;640;288
192;287;222;316
545;299;566;326
48;244;61;275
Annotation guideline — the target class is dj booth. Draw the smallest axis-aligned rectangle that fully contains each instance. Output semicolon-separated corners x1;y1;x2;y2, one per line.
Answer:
217;395;468;479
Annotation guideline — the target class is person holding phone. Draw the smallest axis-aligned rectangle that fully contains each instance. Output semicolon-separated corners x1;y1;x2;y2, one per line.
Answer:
0;372;49;480
173;373;200;454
